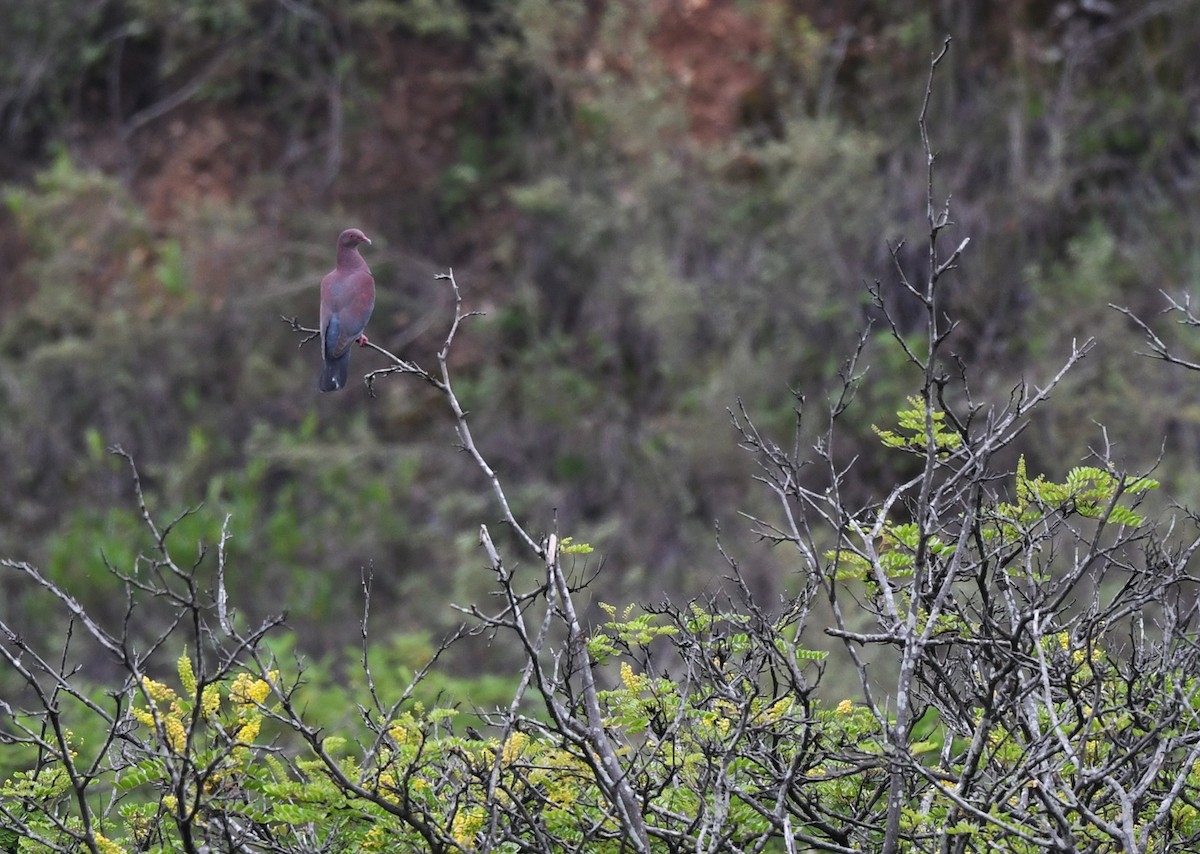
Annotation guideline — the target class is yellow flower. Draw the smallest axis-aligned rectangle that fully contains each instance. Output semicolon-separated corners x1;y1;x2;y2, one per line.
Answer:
164;716;187;752
451;807;484;849
131;707;156;728
142;678;176;703
361;824;389;852
234;718;261;744
377;774;401;805
620;661;637;690
132;703;187;752
201;685;221;717
501;732;529;766
177;654;197;696
388;713;418;745
93;833;127;854
836;699;854;715
230;671;277;706
762;697;792;722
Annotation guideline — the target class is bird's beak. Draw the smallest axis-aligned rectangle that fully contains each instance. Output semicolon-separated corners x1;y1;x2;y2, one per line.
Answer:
362;236;372;245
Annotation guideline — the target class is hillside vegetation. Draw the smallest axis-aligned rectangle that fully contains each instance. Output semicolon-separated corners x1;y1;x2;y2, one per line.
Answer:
2;0;1200;731
6;2;1200;850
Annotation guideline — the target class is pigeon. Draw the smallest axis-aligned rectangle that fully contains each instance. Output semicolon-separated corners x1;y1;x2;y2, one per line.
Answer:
318;228;375;392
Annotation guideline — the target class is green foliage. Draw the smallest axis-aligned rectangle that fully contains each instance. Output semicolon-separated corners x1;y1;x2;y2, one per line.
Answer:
12;566;1196;851
5;373;1200;851
559;536;593;555
3;151;154;333
7;0;1200;668
6;3;1200;850
872;395;964;455
348;0;471;39
1005;455;1159;527
0;3;109;146
588;602;679;664
833;405;1160;589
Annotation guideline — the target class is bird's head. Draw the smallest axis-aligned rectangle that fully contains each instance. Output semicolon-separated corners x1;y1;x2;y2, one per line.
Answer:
338;228;372;249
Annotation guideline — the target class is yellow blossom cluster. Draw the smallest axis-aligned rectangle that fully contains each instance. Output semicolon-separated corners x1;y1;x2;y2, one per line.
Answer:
178;653;197;695
374;769;403;805
451;806;485;849
387;712;419;746
132;663;278;756
360;824;391;852
133;676;190;752
500;731;529;766
619;661;648;693
176;654;221;717
756;697;793;724
131;705;188;752
201;685;221;717
230;671;278;706
93;833;127;854
233;717;261;744
141;677;176;704
527;748;587;807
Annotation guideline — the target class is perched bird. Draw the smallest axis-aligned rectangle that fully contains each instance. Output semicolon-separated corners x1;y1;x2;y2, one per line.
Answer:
318;228;376;392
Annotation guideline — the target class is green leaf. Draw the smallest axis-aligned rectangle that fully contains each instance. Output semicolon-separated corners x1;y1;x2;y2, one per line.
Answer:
0;827;18;854
272;802;328;824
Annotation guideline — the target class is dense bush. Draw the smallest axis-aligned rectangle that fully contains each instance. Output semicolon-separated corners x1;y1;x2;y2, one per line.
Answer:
5;1;1200;658
4;257;1198;851
6;45;1200;849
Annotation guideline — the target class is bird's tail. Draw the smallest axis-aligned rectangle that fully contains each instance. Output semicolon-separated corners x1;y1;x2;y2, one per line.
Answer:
318;351;351;392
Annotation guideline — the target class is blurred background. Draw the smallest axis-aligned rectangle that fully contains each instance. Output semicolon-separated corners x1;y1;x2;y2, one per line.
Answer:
2;0;1200;702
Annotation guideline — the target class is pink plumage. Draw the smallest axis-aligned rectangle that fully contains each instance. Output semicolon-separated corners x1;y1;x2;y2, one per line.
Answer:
318;228;375;392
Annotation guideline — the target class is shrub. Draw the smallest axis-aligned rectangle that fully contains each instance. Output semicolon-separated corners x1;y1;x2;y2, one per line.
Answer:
6;40;1200;854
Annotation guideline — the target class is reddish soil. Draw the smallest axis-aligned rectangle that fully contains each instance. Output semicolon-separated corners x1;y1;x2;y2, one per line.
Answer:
647;0;769;142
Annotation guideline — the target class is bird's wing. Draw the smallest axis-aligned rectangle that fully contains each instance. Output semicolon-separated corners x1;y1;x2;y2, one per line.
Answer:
323;269;376;358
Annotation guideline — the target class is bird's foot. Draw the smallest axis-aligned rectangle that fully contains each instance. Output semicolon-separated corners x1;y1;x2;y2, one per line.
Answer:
356;334;370;347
